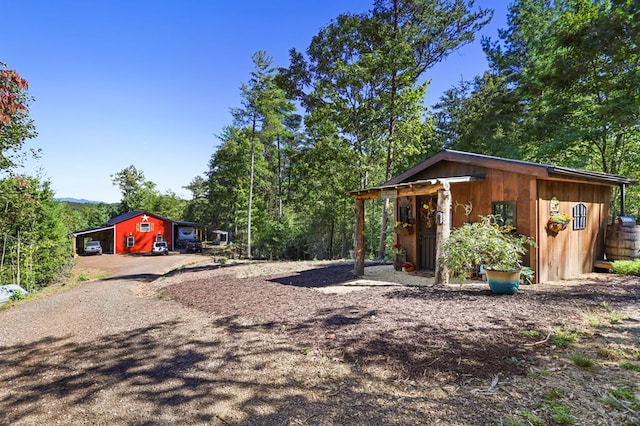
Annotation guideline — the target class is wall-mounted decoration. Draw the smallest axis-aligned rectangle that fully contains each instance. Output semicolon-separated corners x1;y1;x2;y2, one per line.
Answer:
547;212;573;233
454;200;473;223
420;197;437;228
550;197;560;215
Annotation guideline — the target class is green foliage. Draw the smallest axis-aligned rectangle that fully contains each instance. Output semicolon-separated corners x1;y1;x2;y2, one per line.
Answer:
433;0;640;219
440;215;536;282
569;353;595;369
620;362;640;372
0;176;74;290
550;404;576;425
552;327;578;348
612;259;640;276
9;289;25;301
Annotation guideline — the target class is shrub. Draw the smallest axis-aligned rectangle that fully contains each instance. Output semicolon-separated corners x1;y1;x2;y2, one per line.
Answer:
611;259;640;276
9;289;26;302
440;215;535;283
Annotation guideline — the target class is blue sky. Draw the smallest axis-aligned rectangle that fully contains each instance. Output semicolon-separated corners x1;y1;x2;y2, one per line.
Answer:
4;1;507;203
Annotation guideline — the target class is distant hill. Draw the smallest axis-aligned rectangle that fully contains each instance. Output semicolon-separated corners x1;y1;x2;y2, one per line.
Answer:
56;198;106;204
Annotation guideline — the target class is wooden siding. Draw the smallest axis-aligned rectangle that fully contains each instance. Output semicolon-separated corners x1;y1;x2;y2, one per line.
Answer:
395;162;539;276
537;180;610;282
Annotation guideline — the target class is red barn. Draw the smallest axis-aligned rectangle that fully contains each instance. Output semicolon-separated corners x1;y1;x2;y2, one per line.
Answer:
108;211;173;254
73;210;178;255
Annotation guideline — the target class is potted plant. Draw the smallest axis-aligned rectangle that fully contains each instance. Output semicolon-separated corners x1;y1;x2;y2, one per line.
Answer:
440;215;536;294
392;243;406;271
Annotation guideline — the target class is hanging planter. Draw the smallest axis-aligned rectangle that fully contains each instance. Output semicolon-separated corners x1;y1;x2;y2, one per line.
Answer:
394;221;413;235
547;213;572;233
547;222;567;232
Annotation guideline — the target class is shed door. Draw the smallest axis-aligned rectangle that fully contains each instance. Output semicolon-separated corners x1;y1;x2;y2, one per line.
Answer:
418;196;437;270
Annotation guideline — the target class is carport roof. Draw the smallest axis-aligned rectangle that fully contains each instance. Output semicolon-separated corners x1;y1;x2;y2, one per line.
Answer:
72;225;114;237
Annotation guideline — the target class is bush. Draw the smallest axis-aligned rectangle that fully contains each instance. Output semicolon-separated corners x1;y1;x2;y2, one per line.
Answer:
9;289;26;302
612;259;640;276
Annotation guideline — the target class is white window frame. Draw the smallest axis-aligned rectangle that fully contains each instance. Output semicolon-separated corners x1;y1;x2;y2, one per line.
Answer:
140;223;151;232
126;236;135;247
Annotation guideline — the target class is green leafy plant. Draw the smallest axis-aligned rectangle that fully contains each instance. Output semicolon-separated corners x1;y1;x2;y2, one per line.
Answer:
611;259;640;276
548;212;572;225
9;289;26;301
440;215;536;283
620;361;640;372
550;404;575;425
552;327;578;347
520;266;535;284
608;313;626;324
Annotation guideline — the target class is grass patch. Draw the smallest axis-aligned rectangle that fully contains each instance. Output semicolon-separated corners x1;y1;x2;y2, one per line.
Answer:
522;329;541;338
605;387;640;413
596;345;626;360
569;353;595;369
543;387;567;402
553;327;578;348
620;361;640;372
500;411;545;426
549;403;576;425
608;312;626;325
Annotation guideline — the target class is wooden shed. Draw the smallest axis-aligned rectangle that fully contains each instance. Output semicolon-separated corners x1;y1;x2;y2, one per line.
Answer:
351;150;635;283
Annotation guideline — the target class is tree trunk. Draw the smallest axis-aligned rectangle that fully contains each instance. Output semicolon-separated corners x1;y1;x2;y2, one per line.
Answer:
377;0;400;260
247;113;257;259
277;134;283;221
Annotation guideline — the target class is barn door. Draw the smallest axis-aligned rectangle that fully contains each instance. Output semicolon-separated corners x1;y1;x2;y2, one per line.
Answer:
418;196;437;270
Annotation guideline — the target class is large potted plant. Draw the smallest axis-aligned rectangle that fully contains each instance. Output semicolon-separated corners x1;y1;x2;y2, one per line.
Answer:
440;215;536;294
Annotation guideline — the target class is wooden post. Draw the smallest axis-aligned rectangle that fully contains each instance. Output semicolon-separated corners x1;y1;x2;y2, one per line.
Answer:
435;183;451;285
354;197;365;276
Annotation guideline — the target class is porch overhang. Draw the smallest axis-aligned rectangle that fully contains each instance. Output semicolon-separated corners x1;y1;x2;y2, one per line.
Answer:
350;175;484;200
350;175;484;281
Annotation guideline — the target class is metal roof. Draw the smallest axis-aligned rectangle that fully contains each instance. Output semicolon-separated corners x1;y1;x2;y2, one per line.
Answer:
72;225;114;237
384;149;635;187
106;210;173;226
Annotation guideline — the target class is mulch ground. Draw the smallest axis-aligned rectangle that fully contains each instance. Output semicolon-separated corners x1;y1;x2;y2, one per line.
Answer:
162;261;640;384
2;258;638;425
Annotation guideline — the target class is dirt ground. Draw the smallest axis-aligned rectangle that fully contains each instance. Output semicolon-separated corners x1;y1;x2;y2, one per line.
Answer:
1;254;639;425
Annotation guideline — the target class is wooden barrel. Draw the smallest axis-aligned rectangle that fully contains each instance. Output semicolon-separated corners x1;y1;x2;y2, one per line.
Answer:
605;224;640;260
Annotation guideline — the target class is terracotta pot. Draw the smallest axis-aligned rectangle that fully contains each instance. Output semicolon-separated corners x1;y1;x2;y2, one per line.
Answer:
485;269;520;295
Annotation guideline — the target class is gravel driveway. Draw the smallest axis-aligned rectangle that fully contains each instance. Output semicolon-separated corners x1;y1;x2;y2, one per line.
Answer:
1;255;639;425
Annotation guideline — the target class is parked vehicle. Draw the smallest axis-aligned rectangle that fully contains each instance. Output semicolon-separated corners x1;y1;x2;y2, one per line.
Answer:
185;239;203;253
0;284;28;304
151;241;169;255
84;241;102;255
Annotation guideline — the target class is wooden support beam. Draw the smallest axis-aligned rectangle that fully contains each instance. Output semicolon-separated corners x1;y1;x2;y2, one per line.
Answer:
354;197;365;276
435;184;451;285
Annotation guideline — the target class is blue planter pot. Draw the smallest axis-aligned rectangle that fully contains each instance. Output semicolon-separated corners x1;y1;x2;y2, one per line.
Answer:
485;269;520;295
